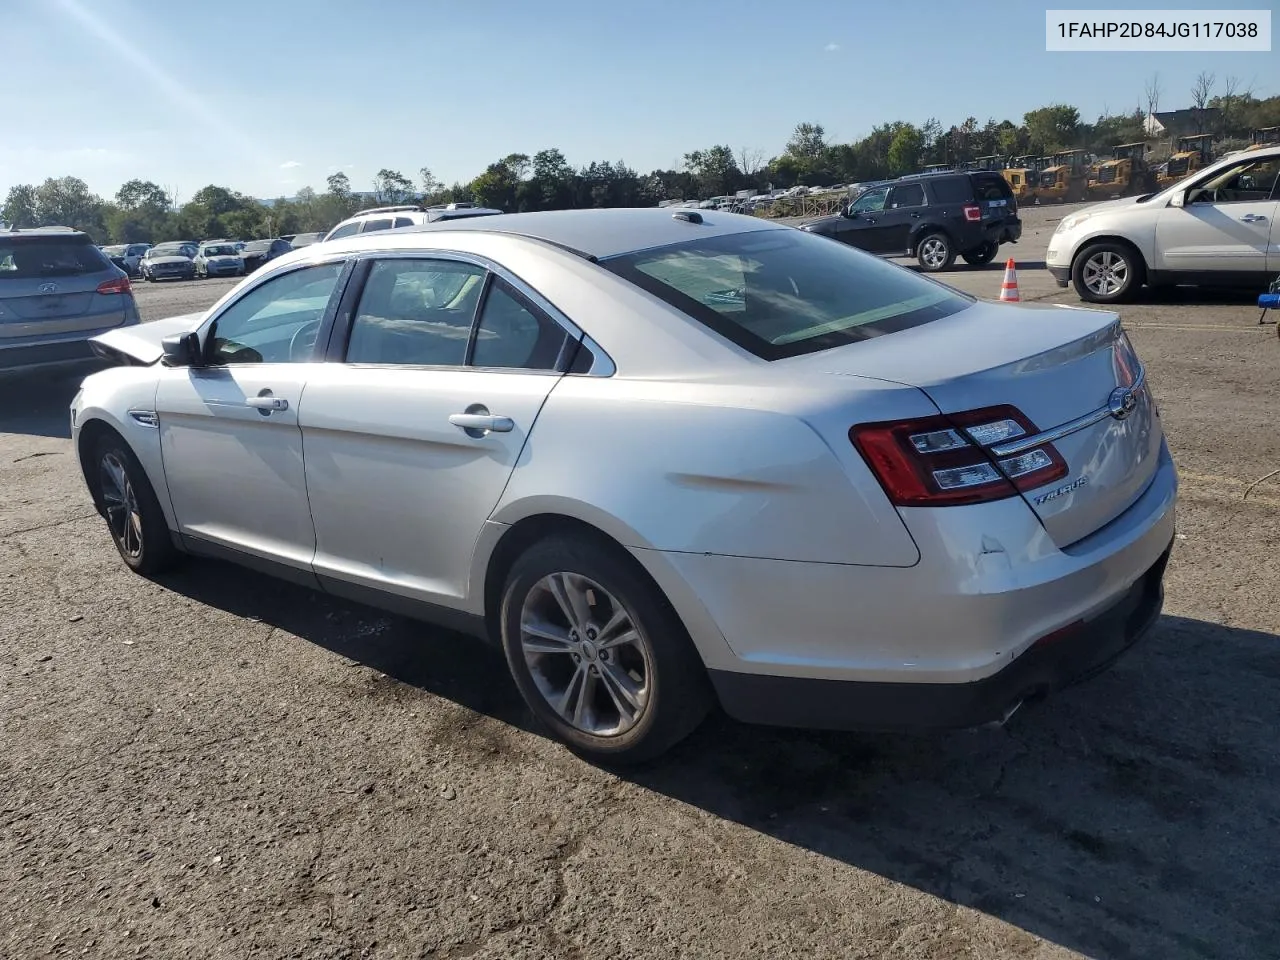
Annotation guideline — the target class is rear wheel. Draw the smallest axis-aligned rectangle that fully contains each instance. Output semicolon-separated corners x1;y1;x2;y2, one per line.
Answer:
500;535;712;764
916;232;955;272
961;241;999;266
94;434;180;576
1072;242;1142;304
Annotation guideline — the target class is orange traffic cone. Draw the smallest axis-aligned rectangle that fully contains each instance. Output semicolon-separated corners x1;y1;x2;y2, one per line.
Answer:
999;258;1020;302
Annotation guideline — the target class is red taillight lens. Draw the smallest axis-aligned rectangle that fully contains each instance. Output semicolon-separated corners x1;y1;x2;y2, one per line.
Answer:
96;276;131;295
851;404;1068;507
963;204;982;222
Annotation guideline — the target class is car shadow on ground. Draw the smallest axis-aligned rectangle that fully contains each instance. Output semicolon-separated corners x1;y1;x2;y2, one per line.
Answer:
158;558;1280;960
0;364;104;440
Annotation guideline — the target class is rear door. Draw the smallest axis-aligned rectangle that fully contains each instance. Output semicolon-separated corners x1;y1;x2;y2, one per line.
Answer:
300;254;577;607
0;235;127;341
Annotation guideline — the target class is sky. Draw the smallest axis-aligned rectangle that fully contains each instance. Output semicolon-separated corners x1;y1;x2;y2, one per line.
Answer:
3;0;1276;203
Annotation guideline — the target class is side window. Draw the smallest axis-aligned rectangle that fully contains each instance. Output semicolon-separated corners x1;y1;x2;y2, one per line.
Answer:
328;222;361;241
887;183;925;208
345;259;486;366
850;188;888;214
206;262;344;365
360;218;394;233
928;177;970;203
1195;157;1280;203
393;216;415;228
472;279;571;370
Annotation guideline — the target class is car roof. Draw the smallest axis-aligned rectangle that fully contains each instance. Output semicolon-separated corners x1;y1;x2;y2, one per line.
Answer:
399;207;791;261
0;226;88;239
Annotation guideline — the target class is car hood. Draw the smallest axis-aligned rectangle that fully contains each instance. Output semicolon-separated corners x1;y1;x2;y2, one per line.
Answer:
1069;194;1159;217
148;255;192;266
204;254;241;261
89;312;205;366
800;215;843;232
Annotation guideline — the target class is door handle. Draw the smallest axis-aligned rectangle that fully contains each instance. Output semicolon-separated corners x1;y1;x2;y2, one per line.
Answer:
449;413;514;434
1240;214;1267;222
245;396;288;411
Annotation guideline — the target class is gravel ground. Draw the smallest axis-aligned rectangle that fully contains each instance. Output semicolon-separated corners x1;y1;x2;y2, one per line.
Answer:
3;207;1279;960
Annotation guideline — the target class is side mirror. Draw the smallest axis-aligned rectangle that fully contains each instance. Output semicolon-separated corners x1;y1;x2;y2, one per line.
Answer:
161;331;203;368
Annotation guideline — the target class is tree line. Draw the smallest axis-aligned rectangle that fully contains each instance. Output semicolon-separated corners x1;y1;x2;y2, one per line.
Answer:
4;84;1277;246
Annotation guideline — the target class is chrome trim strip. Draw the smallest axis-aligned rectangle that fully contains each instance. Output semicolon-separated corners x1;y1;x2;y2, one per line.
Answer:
990;365;1146;458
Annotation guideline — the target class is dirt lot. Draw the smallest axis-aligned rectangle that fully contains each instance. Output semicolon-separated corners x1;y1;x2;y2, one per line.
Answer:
3;207;1280;960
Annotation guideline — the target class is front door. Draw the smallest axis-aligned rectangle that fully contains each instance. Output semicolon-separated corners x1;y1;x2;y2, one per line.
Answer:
299;256;575;609
836;186;890;251
877;181;929;254
155;260;347;572
1155;154;1280;276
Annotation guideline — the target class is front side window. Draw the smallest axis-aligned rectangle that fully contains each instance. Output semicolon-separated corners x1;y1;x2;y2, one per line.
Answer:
206;262;344;365
602;229;972;361
471;279;570;370
345;259;486;366
850;188;888;214
1191;157;1280;204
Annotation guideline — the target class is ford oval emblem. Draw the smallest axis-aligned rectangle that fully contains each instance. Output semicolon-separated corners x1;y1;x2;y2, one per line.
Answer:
1108;386;1138;421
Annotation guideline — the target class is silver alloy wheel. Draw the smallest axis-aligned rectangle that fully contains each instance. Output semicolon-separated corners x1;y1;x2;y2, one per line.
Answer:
519;572;653;737
920;237;949;268
100;451;143;560
1082;250;1129;297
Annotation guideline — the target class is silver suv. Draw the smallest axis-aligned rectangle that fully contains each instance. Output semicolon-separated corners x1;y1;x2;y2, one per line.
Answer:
322;203;503;242
0;226;141;373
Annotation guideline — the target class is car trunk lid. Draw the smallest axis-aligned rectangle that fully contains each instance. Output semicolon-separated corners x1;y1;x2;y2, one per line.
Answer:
784;300;1162;547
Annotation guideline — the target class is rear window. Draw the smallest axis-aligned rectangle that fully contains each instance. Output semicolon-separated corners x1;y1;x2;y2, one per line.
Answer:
0;236;109;280
242;241;271;253
972;173;1014;200
927;177;971;203
602;229;972;361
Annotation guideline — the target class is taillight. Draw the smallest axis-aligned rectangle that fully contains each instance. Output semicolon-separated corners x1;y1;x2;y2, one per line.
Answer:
96;276;131;295
850;404;1068;507
963;204;982;222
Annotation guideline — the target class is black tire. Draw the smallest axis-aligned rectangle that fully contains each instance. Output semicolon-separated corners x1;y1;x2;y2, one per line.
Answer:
961;241;999;267
1071;241;1143;304
915;232;955;272
92;433;180;576
500;535;712;764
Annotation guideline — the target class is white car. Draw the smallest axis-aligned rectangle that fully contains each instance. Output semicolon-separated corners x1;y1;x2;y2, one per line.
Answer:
323;204;503;243
70;209;1177;762
1047;144;1280;303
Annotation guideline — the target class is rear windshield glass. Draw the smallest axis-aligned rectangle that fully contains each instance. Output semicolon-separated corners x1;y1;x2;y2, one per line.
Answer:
0;237;109;279
202;244;238;256
150;244;189;256
972;173;1014;200
242;240;271;252
602;229;972;360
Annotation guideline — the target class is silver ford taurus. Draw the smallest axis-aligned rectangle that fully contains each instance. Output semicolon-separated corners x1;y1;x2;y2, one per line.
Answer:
70;208;1177;762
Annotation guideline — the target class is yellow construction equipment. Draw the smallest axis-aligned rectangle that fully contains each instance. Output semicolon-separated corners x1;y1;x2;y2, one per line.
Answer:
1038;149;1091;203
1089;143;1157;199
1245;126;1280;151
1156;134;1214;189
1001;155;1041;203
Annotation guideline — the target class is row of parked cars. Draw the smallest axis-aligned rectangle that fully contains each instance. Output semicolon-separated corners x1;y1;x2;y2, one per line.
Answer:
101;235;317;283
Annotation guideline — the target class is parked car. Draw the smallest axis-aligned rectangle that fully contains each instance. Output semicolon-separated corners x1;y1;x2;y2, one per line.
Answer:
140;242;198;281
239;238;293;273
322;204;503;242
800;170;1022;271
0;226;139;373
72;208;1175;762
102;243;150;277
194;242;245;279
1047;144;1280;303
287;232;326;249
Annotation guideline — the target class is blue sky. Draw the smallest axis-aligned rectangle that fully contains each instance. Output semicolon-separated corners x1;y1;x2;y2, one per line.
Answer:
3;0;1276;201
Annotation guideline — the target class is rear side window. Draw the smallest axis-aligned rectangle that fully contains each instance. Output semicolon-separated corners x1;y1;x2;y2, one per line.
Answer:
972;173;1014;200
603;229;972;361
0;237;109;279
360;218;394;233
927;177;971;203
393;217;415;228
887;183;926;208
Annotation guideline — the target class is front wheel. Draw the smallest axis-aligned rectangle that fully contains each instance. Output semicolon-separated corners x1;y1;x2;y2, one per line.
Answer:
1072;242;1142;304
94;435;180;575
915;232;955;272
500;535;712;764
961;241;999;266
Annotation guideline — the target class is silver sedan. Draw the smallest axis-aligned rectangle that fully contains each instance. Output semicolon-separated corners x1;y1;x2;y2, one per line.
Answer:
69;209;1177;762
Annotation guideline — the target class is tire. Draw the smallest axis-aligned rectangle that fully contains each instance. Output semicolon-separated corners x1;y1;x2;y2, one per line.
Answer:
500;535;712;764
915;232;955;272
1071;241;1143;304
92;433;180;576
961;241;999;267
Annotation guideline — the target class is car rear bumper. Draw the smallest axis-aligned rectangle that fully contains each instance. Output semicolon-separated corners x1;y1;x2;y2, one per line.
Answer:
988;218;1021;244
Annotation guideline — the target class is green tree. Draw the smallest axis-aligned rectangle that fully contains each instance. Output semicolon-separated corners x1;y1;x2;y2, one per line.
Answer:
1024;104;1081;153
115;179;169;211
469;159;523;210
2;184;38;227
682;145;739;197
34;176;106;239
886;124;924;176
373;169;414;204
528;148;575;210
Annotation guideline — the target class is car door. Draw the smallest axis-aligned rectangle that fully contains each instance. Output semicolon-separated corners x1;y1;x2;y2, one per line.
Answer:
154;259;350;575
299;254;579;610
832;186;889;250
1155;154;1280;276
876;182;928;254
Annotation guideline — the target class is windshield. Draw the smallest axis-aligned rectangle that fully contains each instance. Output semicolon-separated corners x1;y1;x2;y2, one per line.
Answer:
601;228;971;360
104;245;127;256
202;244;238;257
151;244;189;257
0;237;110;279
